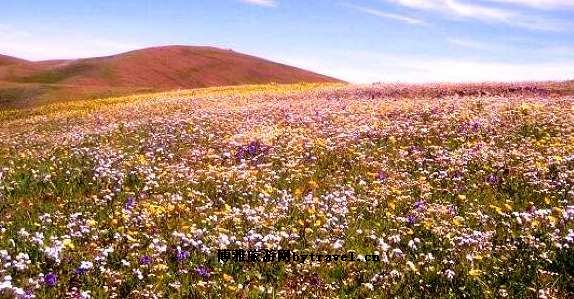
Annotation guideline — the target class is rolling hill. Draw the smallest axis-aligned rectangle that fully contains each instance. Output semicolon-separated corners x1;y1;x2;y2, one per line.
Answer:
0;46;342;108
0;54;28;66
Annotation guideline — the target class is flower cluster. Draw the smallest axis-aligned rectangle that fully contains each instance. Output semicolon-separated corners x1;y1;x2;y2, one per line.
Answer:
0;83;573;298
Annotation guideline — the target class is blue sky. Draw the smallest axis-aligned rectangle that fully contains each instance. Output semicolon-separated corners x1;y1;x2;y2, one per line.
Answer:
1;0;573;82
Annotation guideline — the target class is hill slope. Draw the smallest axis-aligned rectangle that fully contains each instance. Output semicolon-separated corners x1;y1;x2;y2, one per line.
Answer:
0;54;28;66
0;46;342;108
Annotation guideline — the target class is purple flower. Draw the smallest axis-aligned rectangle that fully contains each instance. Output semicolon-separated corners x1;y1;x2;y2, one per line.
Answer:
194;265;210;279
377;171;388;182
448;206;457;215
471;121;481;132
235;148;244;160
406;215;417;226
139;255;152;265
75;261;94;275
414;200;425;210
237;141;267;161
308;275;323;286
175;249;190;262
124;196;136;210
486;174;500;186
247;141;260;156
44;272;57;287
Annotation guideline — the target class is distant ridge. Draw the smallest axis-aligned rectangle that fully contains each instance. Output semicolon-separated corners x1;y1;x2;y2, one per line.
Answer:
0;45;343;108
0;54;28;66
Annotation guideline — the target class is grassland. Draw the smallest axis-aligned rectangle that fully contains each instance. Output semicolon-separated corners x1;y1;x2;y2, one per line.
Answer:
0;83;573;298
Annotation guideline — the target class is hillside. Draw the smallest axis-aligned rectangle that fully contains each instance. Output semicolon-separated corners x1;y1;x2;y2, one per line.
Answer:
0;46;342;108
0;54;28;66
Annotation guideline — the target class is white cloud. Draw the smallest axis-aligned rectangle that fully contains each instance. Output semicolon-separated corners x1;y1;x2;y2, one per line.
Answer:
239;0;277;7
390;58;574;83
272;50;574;83
387;0;574;30
486;0;574;9
447;38;491;50
343;3;426;25
0;24;141;60
389;0;513;21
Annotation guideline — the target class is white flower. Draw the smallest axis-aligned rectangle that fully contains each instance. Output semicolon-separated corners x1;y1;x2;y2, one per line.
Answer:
44;242;63;264
332;239;344;250
390;270;401;278
18;228;29;238
391;248;404;259
79;261;94;271
13;253;31;271
218;234;231;248
389;234;401;244
378;239;390;251
444;269;455;281
408;240;417;250
133;269;144;280
0;280;12;290
32;232;44;246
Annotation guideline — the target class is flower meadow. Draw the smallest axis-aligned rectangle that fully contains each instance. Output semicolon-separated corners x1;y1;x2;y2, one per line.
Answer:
0;83;573;298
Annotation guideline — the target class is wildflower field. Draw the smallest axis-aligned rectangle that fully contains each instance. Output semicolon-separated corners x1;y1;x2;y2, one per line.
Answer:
0;83;573;298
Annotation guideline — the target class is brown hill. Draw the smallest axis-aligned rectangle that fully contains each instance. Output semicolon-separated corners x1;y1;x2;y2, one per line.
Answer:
0;54;28;66
0;46;343;108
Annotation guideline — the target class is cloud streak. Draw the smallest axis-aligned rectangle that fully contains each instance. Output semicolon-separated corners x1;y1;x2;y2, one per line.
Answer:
486;0;574;9
342;3;426;25
387;0;574;31
389;0;512;21
239;0;277;7
447;37;491;50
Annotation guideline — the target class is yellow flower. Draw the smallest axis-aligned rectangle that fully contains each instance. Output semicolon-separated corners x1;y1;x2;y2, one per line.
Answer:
552;207;563;215
308;180;319;190
153;263;169;272
407;261;418;272
503;203;513;211
548;215;558;226
489;204;503;215
469;269;482;277
294;187;304;198
314;138;326;148
453;216;464;227
63;239;75;250
531;219;540;228
138;154;148;165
